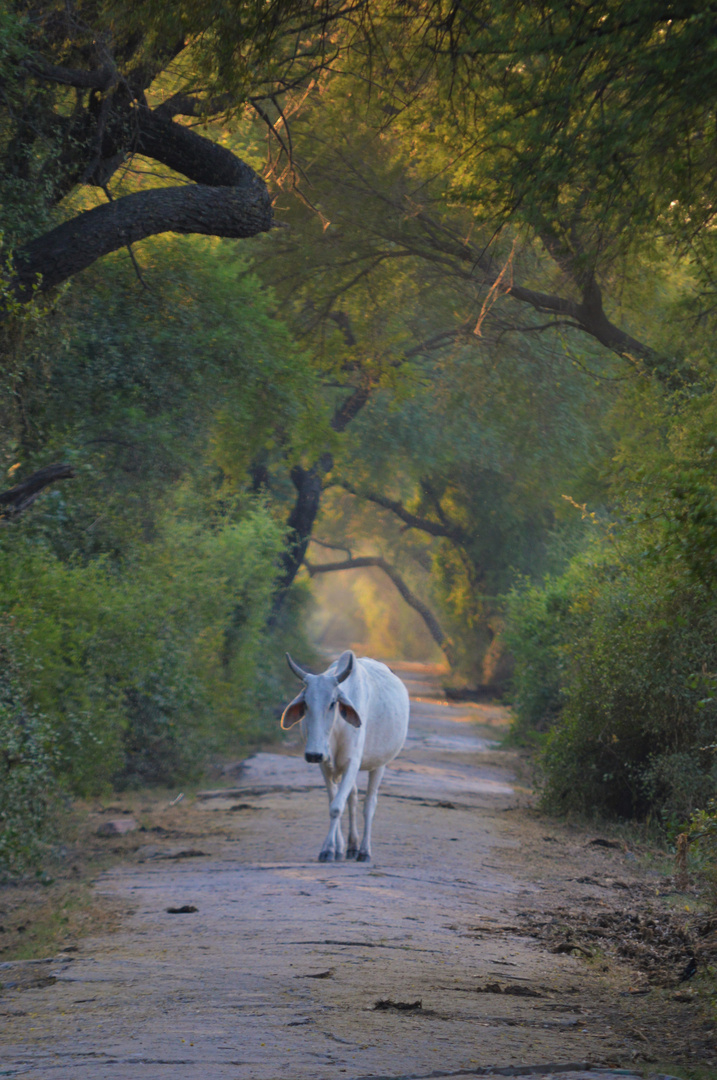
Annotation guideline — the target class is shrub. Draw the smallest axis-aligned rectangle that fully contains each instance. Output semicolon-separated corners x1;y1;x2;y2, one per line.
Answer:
504;575;572;739
0;501;286;802
0;617;57;876
508;540;717;821
685;800;717;907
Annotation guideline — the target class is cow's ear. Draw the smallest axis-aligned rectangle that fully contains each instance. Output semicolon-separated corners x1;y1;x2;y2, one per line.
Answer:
337;688;361;728
281;691;306;730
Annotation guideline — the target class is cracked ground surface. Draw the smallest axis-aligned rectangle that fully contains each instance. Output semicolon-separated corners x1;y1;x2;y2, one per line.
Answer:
0;664;705;1079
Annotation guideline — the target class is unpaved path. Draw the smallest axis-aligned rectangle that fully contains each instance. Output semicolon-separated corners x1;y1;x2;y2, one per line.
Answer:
0;664;702;1078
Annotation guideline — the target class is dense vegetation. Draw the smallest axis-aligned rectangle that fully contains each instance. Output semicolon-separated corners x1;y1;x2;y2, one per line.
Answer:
3;0;717;873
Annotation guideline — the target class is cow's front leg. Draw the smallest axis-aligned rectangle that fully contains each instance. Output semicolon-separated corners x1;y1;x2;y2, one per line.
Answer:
318;763;345;862
346;784;360;859
318;758;361;862
358;764;386;862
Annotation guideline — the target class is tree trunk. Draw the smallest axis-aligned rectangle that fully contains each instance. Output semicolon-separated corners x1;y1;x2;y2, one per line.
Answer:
269;382;371;620
269;461;329;624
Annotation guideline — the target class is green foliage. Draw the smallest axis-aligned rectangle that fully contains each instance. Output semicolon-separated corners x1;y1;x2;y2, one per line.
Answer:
508;386;717;821
0;616;57;877
0;502;285;797
540;551;717;821
8;0;717;850
0;231;320;872
685;801;717;907
504;576;571;740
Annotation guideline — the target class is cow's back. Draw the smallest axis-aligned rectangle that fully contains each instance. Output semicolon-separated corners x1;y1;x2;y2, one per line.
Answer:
350;658;409;771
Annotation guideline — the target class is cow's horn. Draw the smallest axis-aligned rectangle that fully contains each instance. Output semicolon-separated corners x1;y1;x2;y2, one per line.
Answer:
286;652;311;681
335;650;354;684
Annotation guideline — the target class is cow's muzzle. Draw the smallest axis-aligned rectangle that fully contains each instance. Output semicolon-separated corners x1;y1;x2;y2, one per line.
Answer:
305;751;324;764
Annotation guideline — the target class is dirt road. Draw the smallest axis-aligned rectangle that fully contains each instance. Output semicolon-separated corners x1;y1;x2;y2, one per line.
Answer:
0;664;706;1078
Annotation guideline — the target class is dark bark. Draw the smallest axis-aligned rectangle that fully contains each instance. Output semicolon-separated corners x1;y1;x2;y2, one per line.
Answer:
11;94;272;299
0;463;74;521
154;93;236;121
506;279;654;364
22;58;118;91
408;208;658;366
14;181;272;296
305;555;454;664
270;382;372;618
269;459;329;623
331;387;371;433
133;107;256;188
339;481;468;544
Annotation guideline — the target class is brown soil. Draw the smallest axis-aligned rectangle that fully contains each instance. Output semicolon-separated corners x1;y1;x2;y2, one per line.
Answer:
0;663;714;1079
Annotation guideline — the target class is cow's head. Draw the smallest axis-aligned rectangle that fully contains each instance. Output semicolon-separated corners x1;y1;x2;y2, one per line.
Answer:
281;650;361;764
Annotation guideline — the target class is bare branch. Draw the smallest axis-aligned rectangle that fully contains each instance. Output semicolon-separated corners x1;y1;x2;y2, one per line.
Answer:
311;537;353;559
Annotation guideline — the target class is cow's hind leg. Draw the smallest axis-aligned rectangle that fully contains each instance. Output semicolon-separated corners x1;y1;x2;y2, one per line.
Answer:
357;765;386;862
318;763;345;862
346;784;360;859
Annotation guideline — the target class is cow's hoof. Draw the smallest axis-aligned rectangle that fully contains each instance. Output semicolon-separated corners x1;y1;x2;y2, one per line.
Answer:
318;850;333;862
334;850;345;861
356;851;371;862
346;847;359;860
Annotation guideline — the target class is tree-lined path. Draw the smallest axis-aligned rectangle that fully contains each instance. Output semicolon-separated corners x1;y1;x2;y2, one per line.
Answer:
0;666;691;1078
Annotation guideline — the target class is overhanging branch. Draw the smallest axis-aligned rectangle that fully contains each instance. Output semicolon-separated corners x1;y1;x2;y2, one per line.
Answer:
13;182;272;296
23;58;118;91
0;463;75;522
305;554;454;663
339;481;468;544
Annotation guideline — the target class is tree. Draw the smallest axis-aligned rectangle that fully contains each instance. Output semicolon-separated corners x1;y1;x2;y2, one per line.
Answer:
1;0;363;298
247;87;624;659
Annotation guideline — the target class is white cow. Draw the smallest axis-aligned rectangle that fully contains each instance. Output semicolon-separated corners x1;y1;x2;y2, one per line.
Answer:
281;649;409;862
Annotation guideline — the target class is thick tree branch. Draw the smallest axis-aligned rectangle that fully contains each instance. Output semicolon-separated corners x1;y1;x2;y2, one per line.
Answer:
0;464;74;522
331;386;371;433
13;181;271;296
319;166;658;367
23;58;118;91
312;537;354;559
132;107;255;187
12;99;271;298
269;460;328;622
505;278;650;362
339;481;468;544
408;208;658;365
327;310;357;347
305;555;454;663
154;93;236;121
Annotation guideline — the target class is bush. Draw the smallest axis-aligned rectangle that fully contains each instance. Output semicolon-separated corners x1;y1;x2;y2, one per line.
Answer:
505;575;572;738
0;501;286;803
505;387;717;824
508;540;717;821
685;800;717;907
0;617;57;876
